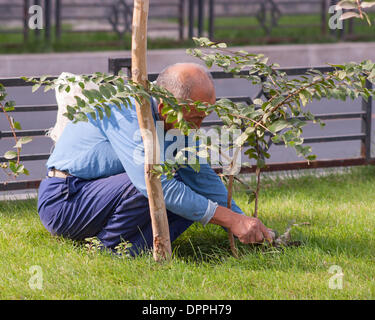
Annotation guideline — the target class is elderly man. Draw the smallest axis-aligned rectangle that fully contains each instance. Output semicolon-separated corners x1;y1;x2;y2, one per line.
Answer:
37;63;272;255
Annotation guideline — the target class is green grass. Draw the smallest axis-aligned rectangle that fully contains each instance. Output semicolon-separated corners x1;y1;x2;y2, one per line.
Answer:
212;13;375;45
0;27;195;54
1;166;375;299
1;14;375;54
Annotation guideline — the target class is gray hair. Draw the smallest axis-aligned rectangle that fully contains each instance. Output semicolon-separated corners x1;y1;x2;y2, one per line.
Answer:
155;63;214;100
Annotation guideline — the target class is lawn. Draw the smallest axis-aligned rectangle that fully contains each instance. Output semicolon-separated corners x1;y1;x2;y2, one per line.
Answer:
0;166;374;299
1;13;375;54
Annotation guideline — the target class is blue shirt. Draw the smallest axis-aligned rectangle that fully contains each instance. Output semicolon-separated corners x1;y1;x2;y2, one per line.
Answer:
46;98;243;225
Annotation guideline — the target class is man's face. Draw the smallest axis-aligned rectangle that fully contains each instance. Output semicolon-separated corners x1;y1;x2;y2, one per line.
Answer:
181;105;207;129
159;86;216;130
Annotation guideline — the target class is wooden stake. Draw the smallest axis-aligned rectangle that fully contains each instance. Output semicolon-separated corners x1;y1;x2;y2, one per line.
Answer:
131;0;171;261
225;145;240;258
227;175;238;258
253;167;261;218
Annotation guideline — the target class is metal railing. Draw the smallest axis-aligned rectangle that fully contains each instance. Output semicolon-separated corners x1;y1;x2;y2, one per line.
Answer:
187;0;328;40
109;57;374;174
1;0;185;45
0;58;373;191
188;0;374;43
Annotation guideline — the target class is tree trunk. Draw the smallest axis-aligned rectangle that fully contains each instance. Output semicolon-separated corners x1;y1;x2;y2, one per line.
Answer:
131;0;171;261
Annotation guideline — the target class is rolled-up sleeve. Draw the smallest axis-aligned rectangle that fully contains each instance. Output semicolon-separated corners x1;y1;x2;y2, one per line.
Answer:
176;163;244;215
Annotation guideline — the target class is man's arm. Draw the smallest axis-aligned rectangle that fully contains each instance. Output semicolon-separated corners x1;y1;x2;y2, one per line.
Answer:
99;103;218;224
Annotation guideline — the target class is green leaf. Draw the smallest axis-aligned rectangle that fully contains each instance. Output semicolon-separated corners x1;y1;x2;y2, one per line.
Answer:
235;126;256;146
336;0;357;9
368;68;375;82
338;70;347;80
253;98;263;105
58;84;65;93
74;112;88;122
32;83;41;93
14;136;32;148
299;92;308;107
339;12;361;21
256;158;266;168
110;98;123;110
94;106;104;120
74;96;86;109
44;85;53;92
16;164;25;173
4;100;15;111
306;154;317;161
99;85;112;99
216;42;227;48
247;191;256;204
63;112;74;121
82;89;95;103
166;113;177;123
270;95;285;108
104;104;112;118
361;2;375;9
20;136;33;144
189;163;201;173
177;110;183;123
3;151;17;160
13;121;22;130
66;105;76;115
153;164;164;174
204;58;213;68
9;161;17;173
91;89;103;101
268;119;290;133
89;112;97;120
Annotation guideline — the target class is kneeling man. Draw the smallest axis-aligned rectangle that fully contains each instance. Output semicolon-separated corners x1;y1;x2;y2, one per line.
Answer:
38;63;272;255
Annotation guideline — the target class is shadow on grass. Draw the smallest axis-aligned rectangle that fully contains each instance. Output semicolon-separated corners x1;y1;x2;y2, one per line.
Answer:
171;216;374;267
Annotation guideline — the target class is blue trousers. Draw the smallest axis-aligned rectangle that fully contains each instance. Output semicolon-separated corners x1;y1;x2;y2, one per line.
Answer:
37;172;193;255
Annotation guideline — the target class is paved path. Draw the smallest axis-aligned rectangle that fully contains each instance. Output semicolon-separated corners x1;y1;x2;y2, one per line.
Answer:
2;42;375;77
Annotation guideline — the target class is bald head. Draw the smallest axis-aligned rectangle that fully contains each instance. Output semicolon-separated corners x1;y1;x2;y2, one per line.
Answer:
156;63;216;104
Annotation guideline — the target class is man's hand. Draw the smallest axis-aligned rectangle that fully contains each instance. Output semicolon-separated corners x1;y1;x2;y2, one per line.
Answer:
229;214;272;244
209;205;273;244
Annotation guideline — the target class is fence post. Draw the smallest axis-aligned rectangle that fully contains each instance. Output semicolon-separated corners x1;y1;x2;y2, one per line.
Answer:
23;0;30;43
34;0;41;39
178;0;185;41
44;0;51;43
321;0;327;36
55;0;61;41
188;0;195;39
347;18;354;37
208;0;214;40
197;0;204;38
361;80;373;162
